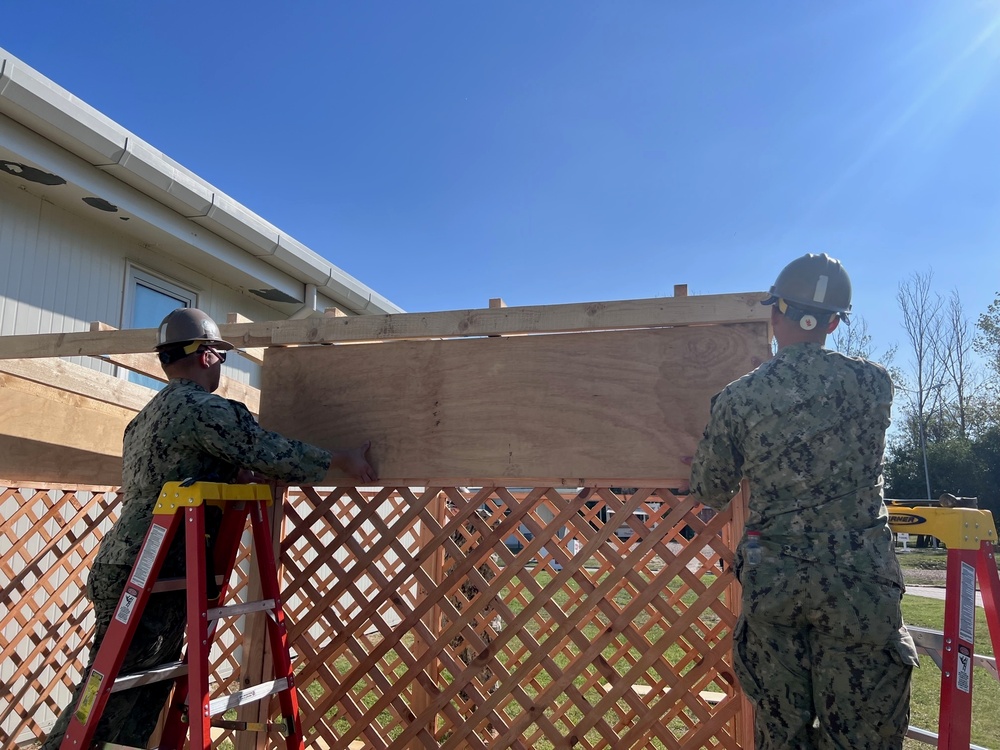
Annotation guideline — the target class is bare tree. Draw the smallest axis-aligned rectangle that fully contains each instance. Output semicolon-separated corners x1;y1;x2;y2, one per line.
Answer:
831;315;898;371
975;292;1000;380
939;289;984;438
897;271;947;499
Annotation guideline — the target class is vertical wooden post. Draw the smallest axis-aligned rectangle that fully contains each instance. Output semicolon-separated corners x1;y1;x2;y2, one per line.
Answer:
408;490;447;749
488;298;507;308
727;480;755;748
673;284;688;297
234;484;285;750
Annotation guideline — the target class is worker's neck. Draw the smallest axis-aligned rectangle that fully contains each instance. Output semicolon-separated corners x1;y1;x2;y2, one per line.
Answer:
162;363;217;392
775;331;827;351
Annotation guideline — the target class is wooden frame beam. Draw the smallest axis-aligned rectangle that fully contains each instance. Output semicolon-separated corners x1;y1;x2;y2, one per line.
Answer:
0;293;769;359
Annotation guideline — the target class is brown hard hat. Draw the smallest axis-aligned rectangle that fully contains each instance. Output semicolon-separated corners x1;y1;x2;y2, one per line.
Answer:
155;308;234;352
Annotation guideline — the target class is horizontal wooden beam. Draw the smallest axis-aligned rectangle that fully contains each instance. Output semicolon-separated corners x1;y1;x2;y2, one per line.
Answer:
0;293;770;359
226;312;265;365
0;357;151;412
95;350;261;414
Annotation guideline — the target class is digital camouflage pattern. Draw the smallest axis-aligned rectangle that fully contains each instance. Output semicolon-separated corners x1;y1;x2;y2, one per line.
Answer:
689;342;919;749
97;378;332;571
44;378;332;749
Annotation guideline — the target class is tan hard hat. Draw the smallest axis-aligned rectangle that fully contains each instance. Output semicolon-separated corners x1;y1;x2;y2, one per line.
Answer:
762;253;852;320
155;308;234;352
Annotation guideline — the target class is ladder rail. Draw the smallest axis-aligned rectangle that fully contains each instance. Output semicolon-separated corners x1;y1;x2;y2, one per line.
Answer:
247;493;305;741
59;511;182;749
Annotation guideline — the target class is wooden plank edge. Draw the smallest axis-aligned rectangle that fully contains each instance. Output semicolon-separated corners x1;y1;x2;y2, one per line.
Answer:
0;356;259;416
309;478;692;489
0;357;151;412
0;479;120;491
0;293;769;358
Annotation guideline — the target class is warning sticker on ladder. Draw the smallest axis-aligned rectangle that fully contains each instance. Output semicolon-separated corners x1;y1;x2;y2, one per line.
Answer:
957;645;972;693
960;562;976;644
131;524;167;588
115;586;140;625
75;669;104;723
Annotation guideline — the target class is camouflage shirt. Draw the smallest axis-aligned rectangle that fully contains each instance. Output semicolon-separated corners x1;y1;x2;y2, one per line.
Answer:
690;342;894;540
95;378;331;568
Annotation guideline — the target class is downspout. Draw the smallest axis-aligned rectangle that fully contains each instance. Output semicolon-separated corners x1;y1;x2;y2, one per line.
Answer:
289;283;318;319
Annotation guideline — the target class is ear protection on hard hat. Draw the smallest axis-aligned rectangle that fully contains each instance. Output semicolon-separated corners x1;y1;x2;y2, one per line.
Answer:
777;298;829;331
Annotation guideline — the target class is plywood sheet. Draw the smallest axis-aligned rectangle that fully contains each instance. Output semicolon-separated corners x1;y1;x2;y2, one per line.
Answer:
259;324;770;484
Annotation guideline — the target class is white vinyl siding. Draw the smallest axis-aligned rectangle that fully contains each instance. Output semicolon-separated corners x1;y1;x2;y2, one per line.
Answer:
0;177;273;386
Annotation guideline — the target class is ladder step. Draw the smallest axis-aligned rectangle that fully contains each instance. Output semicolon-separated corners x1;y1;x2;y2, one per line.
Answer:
208;598;277;621
906;725;990;749
112;660;188;692
211;717;293;734
208;677;291;716
151;574;224;594
909;625;999;680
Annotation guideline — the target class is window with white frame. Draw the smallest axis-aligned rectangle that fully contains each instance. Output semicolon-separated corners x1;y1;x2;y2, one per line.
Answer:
124;265;198;389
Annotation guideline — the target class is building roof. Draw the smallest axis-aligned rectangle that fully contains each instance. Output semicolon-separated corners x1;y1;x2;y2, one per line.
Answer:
0;46;402;316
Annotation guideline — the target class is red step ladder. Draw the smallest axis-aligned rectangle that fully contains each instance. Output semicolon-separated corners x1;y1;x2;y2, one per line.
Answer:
888;505;1000;750
60;481;305;749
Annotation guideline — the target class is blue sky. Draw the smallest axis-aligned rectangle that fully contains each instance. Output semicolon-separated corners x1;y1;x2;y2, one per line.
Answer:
4;1;1000;368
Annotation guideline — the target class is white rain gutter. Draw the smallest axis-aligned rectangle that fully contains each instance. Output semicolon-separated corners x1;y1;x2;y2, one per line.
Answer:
289;284;319;319
0;47;403;316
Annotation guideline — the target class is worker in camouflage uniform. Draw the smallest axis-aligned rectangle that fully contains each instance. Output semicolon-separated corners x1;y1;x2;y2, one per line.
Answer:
44;308;376;749
688;254;919;749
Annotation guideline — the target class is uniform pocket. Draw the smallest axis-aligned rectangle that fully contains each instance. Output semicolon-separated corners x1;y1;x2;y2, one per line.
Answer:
856;627;919;741
890;627;920;668
732;616;765;705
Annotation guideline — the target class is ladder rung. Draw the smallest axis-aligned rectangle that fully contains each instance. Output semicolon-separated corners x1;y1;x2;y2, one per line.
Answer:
208;598;277;621
909;626;999;681
906;725;990;749
208;677;291;716
112;660;188;692
211;717;293;734
151;574;225;593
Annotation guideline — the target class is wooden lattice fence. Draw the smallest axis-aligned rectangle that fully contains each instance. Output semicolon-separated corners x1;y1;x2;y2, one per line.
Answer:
1;480;751;749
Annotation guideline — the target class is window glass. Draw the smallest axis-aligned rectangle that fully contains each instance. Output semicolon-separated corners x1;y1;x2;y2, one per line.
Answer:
126;268;197;390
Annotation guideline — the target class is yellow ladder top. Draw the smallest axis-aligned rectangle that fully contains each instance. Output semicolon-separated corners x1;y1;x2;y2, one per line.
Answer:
887;505;997;549
154;481;272;515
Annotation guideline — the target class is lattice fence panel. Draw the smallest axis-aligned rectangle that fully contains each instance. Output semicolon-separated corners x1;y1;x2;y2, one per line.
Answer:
280;484;744;750
1;483;119;745
2;482;746;748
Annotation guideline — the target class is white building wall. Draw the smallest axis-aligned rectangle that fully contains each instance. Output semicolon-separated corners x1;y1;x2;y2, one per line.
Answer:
0;178;279;386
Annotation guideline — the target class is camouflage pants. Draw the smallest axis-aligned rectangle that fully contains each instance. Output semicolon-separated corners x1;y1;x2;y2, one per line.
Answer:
42;563;187;749
734;555;919;749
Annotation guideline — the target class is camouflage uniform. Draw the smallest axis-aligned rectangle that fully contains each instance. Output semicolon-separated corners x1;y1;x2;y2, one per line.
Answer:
44;378;330;749
690;342;919;749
